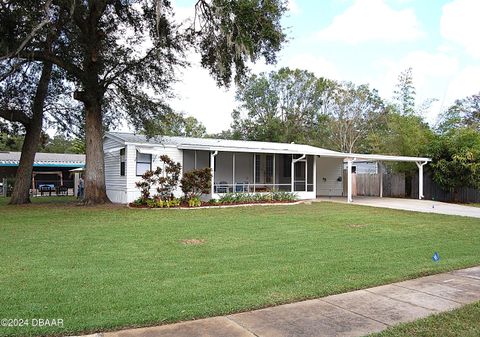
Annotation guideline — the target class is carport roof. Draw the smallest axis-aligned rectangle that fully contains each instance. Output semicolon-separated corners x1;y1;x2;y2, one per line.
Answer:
106;132;430;162
0;152;85;167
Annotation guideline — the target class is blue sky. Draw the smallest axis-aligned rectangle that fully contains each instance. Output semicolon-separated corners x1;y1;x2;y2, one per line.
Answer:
168;0;480;133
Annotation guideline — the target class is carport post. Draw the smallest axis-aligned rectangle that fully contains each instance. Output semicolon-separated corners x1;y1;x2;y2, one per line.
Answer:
379;162;383;198
416;161;427;200
347;158;354;203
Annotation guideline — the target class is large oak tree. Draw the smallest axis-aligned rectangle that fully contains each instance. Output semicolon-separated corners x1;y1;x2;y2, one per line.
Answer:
1;0;287;204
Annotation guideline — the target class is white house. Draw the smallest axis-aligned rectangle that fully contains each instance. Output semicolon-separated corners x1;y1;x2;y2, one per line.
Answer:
103;132;430;203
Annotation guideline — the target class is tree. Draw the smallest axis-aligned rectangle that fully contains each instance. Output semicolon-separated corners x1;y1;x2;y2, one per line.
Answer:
146;112;207;138
438;92;480;132
393;67;416;116
327;82;386;153
231;67;334;145
1;0;287;204
429;127;480;196
372;110;433;173
40;134;85;154
1;2;81;204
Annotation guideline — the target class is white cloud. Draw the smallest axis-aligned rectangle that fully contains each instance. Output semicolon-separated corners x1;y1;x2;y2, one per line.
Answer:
440;0;480;58
367;51;459;123
170;54;236;134
286;53;341;80
397;51;457;86
444;65;480;103
316;0;425;44
287;0;300;14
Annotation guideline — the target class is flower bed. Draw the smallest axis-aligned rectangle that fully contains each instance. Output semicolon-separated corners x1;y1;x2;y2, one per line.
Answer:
129;192;298;209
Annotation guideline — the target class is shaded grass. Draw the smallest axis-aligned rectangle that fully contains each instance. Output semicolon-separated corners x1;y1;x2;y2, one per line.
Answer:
369;301;480;337
0;198;479;336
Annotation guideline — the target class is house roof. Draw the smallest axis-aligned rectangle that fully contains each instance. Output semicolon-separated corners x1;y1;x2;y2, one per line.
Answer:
0;152;85;167
105;132;430;163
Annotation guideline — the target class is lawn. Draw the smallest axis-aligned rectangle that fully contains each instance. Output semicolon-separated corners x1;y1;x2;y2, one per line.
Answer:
1;197;480;336
369;301;480;337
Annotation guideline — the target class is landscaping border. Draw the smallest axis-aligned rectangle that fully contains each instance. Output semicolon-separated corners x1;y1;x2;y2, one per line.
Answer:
128;200;307;210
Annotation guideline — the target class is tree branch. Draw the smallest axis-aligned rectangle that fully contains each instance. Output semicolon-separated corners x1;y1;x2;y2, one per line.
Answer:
17;51;85;81
0;109;31;126
0;0;54;61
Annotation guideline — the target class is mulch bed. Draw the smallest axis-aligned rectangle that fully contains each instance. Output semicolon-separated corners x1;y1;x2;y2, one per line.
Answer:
129;200;301;209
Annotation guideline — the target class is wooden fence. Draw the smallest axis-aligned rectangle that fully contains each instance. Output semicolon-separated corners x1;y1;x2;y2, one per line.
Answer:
344;172;406;197
354;171;480;202
411;172;480;203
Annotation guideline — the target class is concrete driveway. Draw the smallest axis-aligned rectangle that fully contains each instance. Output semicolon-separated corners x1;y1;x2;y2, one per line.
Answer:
316;197;480;218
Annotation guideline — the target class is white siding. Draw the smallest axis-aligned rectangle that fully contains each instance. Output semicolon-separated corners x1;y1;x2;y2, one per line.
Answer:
104;137;127;203
125;145;184;203
316;157;344;196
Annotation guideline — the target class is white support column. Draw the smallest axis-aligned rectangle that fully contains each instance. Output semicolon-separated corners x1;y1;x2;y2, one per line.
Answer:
347;159;354;203
416;161;427;200
232;153;236;192
379;162;383;198
253;153;256;193
210;151;218;197
304;157;308;192
194;150;197;169
290;155;294;192
273;154;276;190
313;155;317;197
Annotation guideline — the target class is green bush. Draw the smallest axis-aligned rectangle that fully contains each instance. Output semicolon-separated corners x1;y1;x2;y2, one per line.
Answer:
180;168;212;200
188;196;202;207
217;192;297;204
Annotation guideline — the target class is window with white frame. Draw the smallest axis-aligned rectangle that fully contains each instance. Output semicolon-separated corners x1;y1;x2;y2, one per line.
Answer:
136;151;151;176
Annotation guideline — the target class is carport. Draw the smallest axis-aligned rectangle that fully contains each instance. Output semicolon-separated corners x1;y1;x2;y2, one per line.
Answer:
342;154;430;203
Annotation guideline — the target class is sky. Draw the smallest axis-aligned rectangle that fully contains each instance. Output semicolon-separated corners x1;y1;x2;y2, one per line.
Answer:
164;0;480;134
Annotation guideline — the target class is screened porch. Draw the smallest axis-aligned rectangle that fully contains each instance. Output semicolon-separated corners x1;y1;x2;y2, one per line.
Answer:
182;150;315;195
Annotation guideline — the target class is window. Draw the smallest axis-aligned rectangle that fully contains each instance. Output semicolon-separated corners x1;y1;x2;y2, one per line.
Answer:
120;148;126;176
255;154;261;183
136;151;151;176
265;155;273;183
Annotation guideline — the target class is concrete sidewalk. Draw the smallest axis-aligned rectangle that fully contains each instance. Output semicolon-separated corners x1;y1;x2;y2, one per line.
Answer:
316;197;480;218
81;266;480;337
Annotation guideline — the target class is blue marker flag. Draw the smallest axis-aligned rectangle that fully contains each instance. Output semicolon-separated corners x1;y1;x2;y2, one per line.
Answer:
432;252;440;262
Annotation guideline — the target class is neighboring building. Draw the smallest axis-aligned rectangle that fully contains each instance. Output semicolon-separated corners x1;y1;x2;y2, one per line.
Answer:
103;132;430;204
0;152;85;195
343;161;378;174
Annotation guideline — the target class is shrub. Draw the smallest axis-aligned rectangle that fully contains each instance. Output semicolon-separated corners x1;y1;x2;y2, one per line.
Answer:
180;168;212;199
156;155;182;200
135;155;181;202
217;192;297;204
135;170;157;201
188;196;202;207
271;191;297;201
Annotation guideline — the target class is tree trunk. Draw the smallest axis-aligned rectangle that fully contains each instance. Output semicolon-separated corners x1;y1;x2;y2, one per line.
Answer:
83;100;110;204
9;62;53;205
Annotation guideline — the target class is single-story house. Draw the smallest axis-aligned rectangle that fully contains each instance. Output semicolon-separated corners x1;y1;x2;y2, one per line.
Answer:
0;151;85;196
103;132;430;203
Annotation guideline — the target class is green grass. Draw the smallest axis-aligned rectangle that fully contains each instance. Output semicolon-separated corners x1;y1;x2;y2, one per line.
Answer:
370;301;480;337
0;197;480;336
